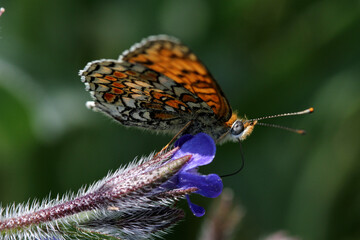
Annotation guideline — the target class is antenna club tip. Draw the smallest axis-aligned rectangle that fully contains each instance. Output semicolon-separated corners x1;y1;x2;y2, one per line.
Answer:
309;107;314;113
297;130;306;135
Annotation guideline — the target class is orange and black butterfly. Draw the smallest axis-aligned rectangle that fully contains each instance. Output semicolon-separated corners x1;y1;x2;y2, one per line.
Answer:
80;35;313;144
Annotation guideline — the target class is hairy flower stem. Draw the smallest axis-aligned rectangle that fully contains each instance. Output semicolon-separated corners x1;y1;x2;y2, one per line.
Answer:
0;192;105;231
0;154;191;232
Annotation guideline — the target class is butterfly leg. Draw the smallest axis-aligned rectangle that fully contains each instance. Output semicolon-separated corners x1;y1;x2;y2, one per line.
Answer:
156;120;193;156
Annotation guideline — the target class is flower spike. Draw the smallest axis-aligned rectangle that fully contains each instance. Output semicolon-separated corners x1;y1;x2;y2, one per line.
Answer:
1;133;222;239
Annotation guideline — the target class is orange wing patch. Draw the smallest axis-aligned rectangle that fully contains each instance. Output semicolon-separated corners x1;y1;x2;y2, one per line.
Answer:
121;36;232;122
111;88;124;94
112;82;126;88
104;93;116;103
104;76;117;81
114;71;128;78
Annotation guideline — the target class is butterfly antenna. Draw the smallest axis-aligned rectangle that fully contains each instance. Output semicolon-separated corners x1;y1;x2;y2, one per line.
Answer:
257;122;306;135
248;107;314;122
220;139;245;178
246;107;313;135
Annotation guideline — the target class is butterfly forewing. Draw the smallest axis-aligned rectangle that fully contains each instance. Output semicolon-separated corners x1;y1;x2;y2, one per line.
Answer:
120;35;233;122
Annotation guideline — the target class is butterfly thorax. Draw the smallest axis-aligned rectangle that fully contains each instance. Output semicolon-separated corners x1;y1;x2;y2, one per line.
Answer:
186;112;255;144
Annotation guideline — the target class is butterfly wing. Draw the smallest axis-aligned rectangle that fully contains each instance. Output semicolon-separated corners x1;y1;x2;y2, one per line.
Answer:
80;59;214;132
120;35;233;122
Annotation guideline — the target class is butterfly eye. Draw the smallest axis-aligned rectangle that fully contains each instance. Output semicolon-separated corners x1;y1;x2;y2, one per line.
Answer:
230;120;244;137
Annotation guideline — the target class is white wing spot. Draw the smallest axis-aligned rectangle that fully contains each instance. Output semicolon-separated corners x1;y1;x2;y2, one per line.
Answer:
96;84;110;92
153;82;167;90
124;82;142;89
187;102;201;108
116;106;125;112
164;105;176;112
98;66;113;74
174;86;189;96
132;64;146;73
112;63;127;71
132;111;147;121
135;80;152;88
86;101;96;110
142;112;151;120
122;97;136;108
84;82;90;91
131;94;148;101
159;76;176;89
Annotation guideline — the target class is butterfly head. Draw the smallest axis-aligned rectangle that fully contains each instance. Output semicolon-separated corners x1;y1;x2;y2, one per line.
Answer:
230;119;257;142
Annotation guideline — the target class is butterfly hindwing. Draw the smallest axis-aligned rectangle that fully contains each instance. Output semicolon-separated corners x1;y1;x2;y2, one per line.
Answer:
80;59;214;131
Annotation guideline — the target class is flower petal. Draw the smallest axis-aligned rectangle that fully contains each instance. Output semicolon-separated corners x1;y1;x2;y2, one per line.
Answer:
186;195;205;217
174;134;193;148
173;133;216;170
178;172;223;198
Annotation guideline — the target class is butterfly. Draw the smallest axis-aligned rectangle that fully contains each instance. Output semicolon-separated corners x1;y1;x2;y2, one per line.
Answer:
80;35;313;145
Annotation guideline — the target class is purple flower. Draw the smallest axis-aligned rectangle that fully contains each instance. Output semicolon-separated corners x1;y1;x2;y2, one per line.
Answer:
164;133;223;217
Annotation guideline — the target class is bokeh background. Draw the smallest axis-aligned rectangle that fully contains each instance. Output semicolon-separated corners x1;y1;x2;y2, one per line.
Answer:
0;0;359;239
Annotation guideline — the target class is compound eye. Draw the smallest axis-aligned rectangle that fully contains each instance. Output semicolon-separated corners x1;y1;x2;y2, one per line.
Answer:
230;120;244;137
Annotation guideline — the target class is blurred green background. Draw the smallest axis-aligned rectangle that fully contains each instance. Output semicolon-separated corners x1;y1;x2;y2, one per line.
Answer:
0;0;359;239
